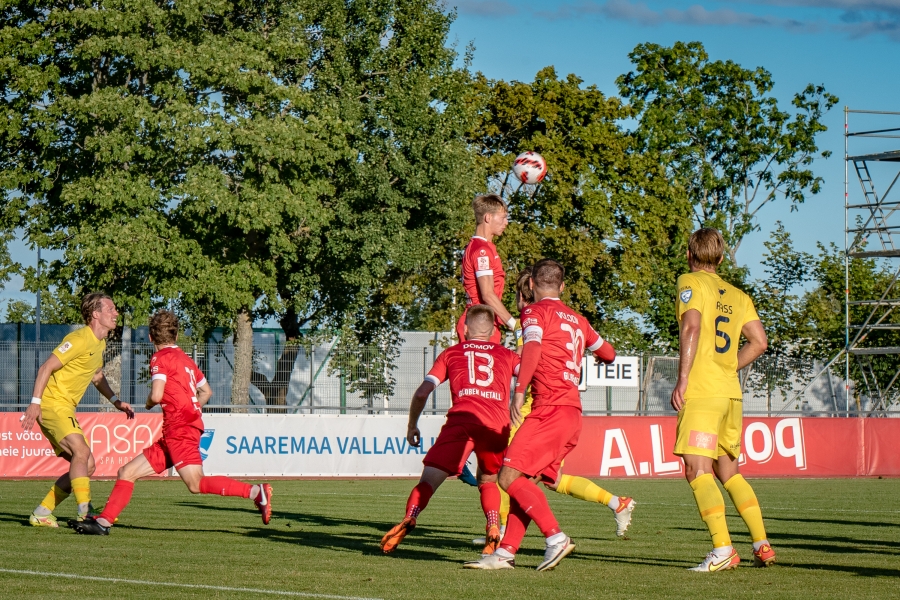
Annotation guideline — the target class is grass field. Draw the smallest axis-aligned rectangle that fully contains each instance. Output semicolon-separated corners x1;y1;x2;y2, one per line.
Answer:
0;478;897;599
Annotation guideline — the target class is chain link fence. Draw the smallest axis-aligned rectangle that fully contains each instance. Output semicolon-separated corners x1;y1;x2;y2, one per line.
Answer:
0;335;893;416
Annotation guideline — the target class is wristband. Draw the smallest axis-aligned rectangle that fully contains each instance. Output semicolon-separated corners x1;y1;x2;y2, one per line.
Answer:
30;397;41;405
506;317;517;330
110;395;120;404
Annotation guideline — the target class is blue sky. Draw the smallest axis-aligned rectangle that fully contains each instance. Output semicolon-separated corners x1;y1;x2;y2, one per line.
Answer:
448;0;900;277
4;0;900;311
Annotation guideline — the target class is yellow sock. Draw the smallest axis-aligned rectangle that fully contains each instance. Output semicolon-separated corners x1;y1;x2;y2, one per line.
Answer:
499;488;510;527
71;477;91;513
690;473;731;548
555;474;614;506
724;474;767;543
39;485;70;513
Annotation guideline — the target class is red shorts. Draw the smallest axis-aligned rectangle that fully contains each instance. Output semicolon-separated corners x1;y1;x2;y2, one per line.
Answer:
423;417;509;476
143;426;204;474
456;309;502;344
503;404;581;483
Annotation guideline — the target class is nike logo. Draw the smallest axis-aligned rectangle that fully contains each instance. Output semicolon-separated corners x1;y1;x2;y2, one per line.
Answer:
708;554;736;571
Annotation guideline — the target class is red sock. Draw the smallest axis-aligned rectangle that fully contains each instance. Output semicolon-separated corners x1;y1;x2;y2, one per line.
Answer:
479;482;501;528
506;476;560;538
199;476;252;498
499;499;531;555
405;481;434;519
99;480;135;524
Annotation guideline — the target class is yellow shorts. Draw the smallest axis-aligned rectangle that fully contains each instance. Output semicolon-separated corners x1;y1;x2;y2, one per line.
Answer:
674;397;742;460
509;393;534;440
38;405;87;457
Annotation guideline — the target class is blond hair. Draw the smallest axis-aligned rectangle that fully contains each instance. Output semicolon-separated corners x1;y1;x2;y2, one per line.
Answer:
465;305;495;337
472;194;507;224
688;228;725;270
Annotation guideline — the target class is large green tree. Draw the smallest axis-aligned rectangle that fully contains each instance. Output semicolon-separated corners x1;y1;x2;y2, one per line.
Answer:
458;67;692;350
0;0;474;408
617;41;837;346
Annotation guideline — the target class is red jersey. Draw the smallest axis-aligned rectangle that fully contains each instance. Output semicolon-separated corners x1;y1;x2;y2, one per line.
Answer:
515;298;609;410
425;340;520;432
150;346;206;433
462;236;505;308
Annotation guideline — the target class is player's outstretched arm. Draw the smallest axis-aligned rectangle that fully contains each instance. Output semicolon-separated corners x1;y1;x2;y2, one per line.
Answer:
93;369;134;419
476;275;516;330
407;381;435;447
21;354;64;430
737;320;768;371
672;309;701;412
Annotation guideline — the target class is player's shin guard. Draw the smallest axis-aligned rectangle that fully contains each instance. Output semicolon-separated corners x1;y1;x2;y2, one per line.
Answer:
99;480;135;524
555;474;614;506
39;484;71;513
723;474;767;543
479;482;501;527
690;473;731;548
199;476;252;498
405;481;434;519
71;477;91;514
506;477;560;538
499;499;531;555
499;487;510;526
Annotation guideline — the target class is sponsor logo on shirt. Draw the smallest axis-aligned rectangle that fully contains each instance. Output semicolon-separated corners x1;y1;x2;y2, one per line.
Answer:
522;318;538;327
57;342;72;354
477;256;490;271
680;289;693;303
458;388;503;401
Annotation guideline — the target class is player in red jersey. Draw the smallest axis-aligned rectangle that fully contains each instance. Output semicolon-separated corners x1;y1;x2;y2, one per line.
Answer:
381;305;520;555
456;194;517;344
74;311;273;535
465;259;617;571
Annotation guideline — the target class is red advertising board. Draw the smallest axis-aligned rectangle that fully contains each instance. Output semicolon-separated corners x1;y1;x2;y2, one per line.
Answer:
565;416;887;478
0;413;895;478
0;413;163;478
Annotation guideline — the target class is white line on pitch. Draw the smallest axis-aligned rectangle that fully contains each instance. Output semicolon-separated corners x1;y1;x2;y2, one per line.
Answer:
0;569;383;600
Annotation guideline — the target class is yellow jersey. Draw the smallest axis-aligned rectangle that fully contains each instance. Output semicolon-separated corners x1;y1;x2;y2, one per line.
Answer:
675;270;760;399
42;326;106;409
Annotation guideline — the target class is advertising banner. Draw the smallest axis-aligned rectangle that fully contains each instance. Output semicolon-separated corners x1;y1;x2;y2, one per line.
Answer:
0;413;162;478
0;412;897;478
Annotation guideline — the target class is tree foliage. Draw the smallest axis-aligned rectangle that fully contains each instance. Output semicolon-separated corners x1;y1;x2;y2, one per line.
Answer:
0;0;474;405
617;41;838;274
462;67;692;350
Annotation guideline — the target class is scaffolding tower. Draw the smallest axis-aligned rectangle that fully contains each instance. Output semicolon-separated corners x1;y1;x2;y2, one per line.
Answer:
841;108;900;414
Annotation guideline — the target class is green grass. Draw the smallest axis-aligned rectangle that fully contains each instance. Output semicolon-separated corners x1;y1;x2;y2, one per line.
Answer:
0;478;897;599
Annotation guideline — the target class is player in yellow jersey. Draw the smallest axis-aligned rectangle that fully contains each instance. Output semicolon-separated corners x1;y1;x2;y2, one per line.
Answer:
473;267;635;550
672;228;775;572
21;293;134;527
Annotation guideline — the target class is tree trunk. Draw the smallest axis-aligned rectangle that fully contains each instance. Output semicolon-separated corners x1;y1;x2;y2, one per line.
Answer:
250;306;303;411
231;308;253;412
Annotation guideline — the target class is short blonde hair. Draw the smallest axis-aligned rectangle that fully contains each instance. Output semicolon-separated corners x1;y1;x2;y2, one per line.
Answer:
465;304;495;337
472;194;507;224
688;228;725;270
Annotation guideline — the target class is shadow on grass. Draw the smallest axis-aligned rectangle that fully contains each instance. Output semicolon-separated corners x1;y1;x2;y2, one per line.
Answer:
0;511;33;527
785;562;900;578
766;515;900;529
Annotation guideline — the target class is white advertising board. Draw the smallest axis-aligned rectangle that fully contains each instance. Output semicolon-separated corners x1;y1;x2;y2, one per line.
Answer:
582;356;640;388
200;414;446;477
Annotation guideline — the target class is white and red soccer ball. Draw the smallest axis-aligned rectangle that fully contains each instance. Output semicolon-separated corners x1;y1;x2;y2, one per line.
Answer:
512;151;547;185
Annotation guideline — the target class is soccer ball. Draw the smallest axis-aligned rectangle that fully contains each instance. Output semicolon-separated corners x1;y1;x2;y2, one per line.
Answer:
512;151;547;185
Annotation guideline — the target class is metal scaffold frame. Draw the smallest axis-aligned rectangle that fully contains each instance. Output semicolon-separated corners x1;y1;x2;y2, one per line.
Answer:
784;108;900;416
841;109;900;414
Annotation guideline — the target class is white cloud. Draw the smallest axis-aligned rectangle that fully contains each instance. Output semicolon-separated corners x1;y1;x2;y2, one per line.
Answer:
453;0;518;17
